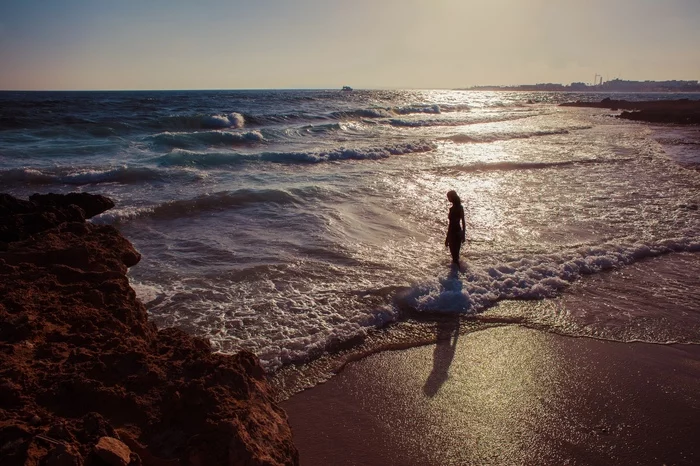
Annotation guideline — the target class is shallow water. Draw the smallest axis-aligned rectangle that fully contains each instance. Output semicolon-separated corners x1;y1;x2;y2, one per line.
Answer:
2;90;699;372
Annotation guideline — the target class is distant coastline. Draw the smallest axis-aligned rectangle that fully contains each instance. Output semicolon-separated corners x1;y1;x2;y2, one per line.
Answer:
461;78;700;93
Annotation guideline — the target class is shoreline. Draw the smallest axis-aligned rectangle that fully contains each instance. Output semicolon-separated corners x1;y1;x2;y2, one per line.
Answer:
279;251;700;464
271;251;700;402
282;325;700;466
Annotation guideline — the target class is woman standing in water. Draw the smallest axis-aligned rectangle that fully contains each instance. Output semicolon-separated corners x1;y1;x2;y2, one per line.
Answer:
445;190;466;264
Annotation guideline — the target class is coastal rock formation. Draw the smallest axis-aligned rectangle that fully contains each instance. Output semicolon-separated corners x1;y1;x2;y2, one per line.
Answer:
561;98;700;125
0;193;298;466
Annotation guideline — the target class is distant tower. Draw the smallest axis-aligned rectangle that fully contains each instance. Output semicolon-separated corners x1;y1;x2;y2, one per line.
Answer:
594;74;600;86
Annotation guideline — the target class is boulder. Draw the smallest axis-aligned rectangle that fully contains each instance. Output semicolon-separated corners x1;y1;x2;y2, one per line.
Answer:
94;437;132;466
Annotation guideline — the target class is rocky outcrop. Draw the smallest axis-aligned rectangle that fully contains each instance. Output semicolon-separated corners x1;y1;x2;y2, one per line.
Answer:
0;193;298;466
561;98;700;124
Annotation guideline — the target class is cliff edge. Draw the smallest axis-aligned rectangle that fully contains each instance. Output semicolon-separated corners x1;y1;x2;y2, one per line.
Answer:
0;193;298;466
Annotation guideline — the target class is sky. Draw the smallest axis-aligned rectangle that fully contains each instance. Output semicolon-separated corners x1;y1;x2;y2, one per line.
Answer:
1;0;699;90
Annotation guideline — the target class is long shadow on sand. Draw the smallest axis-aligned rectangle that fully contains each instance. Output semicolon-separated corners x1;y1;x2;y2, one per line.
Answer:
423;315;460;397
423;266;462;397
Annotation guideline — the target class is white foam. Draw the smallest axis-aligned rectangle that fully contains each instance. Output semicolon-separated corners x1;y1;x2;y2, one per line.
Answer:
405;239;700;314
128;279;165;306
61;166;163;184
153;141;436;167
201;112;245;129
0;168;55;185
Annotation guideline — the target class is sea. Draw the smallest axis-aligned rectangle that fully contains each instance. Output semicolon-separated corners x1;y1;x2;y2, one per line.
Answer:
2;90;699;388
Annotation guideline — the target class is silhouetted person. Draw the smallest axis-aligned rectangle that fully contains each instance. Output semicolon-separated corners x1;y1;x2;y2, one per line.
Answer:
444;190;465;264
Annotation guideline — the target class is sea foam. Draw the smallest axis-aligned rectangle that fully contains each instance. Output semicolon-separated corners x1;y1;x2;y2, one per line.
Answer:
403;238;700;315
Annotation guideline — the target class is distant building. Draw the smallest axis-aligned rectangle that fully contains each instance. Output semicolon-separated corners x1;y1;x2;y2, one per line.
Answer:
600;79;700;92
464;79;700;92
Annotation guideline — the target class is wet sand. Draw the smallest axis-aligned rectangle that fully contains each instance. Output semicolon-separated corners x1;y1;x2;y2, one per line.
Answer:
282;326;700;466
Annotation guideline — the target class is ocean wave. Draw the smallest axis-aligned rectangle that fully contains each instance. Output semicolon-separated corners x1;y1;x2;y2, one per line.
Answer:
439;103;473;112
202;112;245;129
257;141;435;163
60;166;169;184
96;188;309;224
0;166;205;186
388;113;535;128
150;130;264;149
153;142;435;167
244;112;328;125
0;168;56;185
328;104;470;121
154;112;246;130
394;104;442;115
152;150;247;168
330;108;393;119
299;123;343;134
268;122;369;140
0;166;197;187
401;238;700;315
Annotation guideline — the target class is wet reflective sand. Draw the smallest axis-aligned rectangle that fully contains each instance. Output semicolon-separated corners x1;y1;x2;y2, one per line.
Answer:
283;326;700;465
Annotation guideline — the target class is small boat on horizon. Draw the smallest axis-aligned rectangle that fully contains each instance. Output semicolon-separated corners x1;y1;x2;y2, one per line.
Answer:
341;86;353;91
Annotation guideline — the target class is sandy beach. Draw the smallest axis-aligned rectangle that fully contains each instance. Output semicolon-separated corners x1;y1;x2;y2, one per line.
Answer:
283;325;700;465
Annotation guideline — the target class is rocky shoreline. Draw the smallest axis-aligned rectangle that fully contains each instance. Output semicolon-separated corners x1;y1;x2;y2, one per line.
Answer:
0;193;298;466
561;98;700;124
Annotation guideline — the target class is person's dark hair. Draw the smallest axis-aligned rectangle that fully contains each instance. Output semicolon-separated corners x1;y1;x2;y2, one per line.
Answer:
447;190;461;205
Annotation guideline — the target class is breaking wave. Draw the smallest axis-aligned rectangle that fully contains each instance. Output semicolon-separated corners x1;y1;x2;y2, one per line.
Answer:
0;166;193;186
401;238;700;314
154;112;246;130
388;113;537;127
153;142;436;167
96;187;326;224
150;130;264;149
328;104;470;121
0;168;55;185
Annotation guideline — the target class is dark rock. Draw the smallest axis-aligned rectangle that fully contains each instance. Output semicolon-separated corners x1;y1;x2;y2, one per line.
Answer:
48;422;77;443
0;424;34;466
81;412;117;440
45;443;84;466
560;99;700;125
0;193;299;466
0;193;35;216
0;192;115;243
29;193;114;219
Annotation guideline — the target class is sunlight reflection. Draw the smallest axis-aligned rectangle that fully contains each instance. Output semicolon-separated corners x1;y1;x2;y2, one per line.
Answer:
426;326;560;462
354;326;561;465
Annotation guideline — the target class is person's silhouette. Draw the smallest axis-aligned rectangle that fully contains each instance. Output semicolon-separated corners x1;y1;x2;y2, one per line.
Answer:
444;190;466;264
423;316;460;397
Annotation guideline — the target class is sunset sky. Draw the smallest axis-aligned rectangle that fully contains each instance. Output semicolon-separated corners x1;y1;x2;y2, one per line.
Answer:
1;0;699;90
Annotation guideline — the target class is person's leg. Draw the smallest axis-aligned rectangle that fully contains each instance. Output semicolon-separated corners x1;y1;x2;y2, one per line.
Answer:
449;240;460;263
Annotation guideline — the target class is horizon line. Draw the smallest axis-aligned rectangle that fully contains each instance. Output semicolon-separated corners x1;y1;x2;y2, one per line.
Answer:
2;79;698;93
